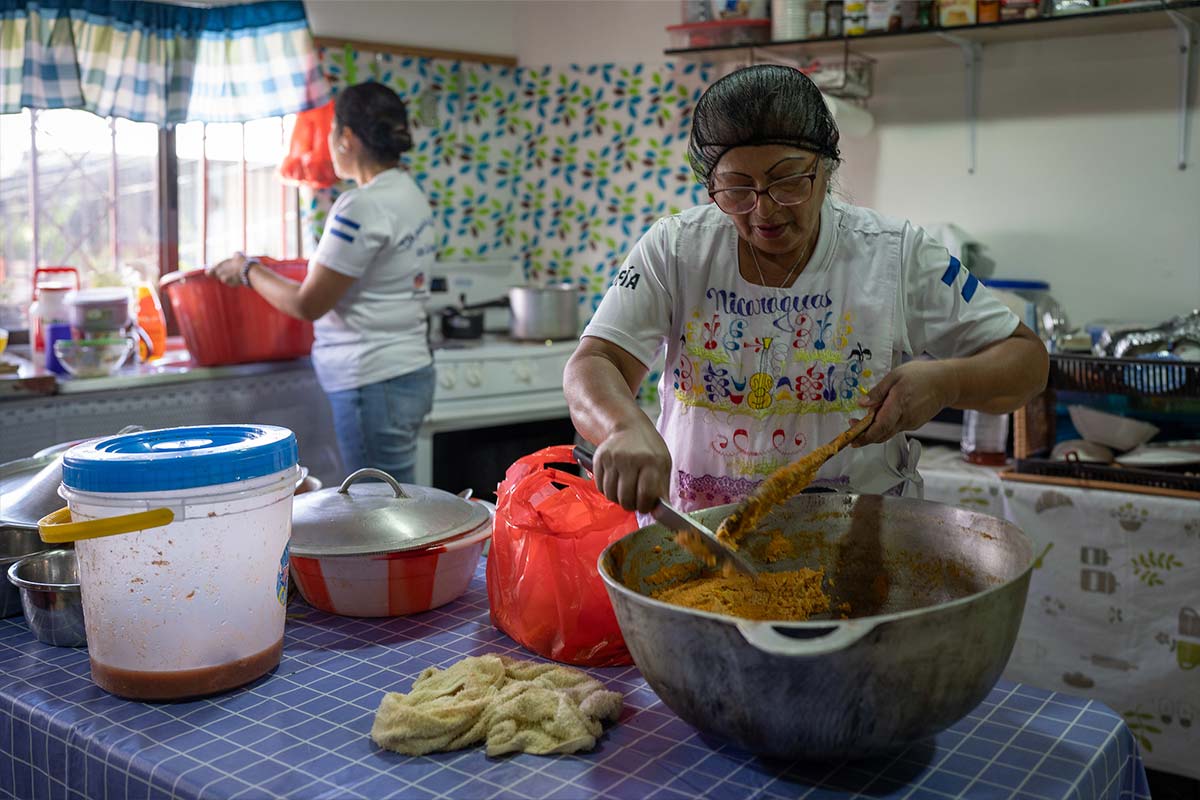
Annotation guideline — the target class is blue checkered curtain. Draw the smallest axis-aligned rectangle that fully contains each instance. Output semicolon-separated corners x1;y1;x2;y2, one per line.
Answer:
0;1;84;112
0;0;330;125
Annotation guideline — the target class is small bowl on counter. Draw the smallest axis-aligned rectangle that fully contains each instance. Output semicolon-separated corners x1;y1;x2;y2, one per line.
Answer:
0;526;55;618
7;549;86;647
53;337;134;378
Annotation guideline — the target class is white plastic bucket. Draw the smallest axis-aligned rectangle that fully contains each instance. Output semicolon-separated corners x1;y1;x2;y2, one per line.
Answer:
38;425;298;700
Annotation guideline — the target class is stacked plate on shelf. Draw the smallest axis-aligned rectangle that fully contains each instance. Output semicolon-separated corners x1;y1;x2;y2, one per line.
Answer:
771;0;808;39
1115;441;1200;470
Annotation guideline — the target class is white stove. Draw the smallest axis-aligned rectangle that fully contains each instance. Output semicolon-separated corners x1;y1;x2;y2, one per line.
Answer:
416;261;579;492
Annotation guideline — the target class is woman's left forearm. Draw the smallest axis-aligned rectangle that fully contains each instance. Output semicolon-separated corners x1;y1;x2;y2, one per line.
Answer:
208;254;353;322
246;264;308;320
939;324;1049;414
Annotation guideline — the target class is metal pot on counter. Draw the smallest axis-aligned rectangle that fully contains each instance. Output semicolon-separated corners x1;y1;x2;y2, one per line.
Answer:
289;468;493;617
599;493;1034;760
0;452;75;617
1;429;149;620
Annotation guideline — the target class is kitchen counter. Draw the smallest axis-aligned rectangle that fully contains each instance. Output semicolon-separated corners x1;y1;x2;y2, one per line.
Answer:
0;348;341;487
0;563;1149;800
919;446;1200;781
0;344;313;400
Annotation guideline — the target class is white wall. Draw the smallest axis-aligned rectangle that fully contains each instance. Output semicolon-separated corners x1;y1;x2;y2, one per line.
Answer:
512;0;679;66
302;0;518;56
302;0;680;64
837;29;1200;325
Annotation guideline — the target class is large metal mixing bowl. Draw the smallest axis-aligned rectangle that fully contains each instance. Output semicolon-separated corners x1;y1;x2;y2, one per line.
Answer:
599;493;1033;760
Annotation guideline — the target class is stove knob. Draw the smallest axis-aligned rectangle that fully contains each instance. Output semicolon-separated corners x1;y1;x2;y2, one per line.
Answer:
514;360;533;384
465;364;483;387
438;367;456;390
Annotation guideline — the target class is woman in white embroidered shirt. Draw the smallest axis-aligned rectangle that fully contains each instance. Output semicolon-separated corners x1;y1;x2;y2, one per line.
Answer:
210;83;436;483
565;65;1049;514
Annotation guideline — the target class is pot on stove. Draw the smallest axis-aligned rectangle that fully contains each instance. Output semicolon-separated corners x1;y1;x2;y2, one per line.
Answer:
508;283;580;341
439;304;485;340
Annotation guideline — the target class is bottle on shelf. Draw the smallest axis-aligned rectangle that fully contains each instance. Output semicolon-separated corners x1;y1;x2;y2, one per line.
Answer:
807;0;826;38
826;0;845;34
917;0;935;27
844;0;868;33
867;0;902;31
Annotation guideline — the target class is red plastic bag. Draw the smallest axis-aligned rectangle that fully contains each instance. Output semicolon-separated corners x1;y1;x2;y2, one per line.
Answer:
486;445;637;666
279;101;337;189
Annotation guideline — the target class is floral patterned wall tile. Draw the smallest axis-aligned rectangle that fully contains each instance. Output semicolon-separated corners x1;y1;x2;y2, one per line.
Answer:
513;63;715;311
313;43;717;314
312;45;521;261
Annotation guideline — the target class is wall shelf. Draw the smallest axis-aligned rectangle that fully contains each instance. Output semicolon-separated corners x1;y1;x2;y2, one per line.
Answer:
664;0;1200;59
665;1;1200;172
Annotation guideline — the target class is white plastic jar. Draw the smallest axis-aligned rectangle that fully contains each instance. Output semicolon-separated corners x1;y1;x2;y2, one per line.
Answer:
40;425;298;700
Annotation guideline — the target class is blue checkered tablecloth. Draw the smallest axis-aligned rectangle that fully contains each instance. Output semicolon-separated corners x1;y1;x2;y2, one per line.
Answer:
0;563;1150;800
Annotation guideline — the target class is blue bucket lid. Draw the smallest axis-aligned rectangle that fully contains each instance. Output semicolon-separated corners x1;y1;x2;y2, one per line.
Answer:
981;279;1050;292
62;425;298;493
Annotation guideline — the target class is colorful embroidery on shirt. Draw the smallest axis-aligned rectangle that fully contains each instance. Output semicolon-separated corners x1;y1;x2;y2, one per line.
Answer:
674;288;874;418
709;427;807;477
677;470;760;507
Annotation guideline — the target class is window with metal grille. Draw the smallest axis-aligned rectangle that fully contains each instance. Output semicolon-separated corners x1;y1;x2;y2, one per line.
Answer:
0;109;305;331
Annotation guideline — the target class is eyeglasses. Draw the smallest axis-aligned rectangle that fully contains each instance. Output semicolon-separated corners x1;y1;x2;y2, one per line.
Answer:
708;168;821;215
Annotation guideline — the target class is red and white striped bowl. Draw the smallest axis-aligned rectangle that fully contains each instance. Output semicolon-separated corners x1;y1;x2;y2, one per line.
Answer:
290;523;490;617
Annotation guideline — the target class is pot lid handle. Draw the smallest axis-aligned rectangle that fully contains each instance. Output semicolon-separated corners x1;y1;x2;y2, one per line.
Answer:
338;468;409;498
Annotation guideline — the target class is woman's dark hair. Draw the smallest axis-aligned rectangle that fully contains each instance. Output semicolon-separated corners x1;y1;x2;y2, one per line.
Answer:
687;65;840;184
333;81;413;163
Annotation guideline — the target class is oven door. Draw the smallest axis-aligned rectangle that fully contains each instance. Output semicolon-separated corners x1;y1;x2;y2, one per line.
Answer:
416;340;580;498
424;416;578;499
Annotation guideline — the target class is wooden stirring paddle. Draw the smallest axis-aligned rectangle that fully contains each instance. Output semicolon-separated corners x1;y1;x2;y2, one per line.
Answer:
715;407;877;548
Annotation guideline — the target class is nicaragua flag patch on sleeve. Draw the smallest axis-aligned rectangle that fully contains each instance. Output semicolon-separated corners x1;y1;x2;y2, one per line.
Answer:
940;255;979;303
329;213;359;243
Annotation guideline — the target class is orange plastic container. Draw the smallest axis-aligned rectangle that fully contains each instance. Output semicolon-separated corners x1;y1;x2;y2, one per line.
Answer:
159;259;315;367
135;284;168;361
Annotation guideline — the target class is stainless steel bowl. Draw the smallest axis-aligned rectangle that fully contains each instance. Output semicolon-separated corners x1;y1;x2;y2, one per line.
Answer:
0;526;54;618
599;493;1033;760
7;549;86;647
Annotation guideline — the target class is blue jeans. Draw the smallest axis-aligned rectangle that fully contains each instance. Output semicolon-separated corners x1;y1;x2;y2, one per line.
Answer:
326;364;435;484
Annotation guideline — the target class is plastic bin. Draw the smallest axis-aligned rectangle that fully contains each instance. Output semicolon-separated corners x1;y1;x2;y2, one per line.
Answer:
39;425;299;700
159;258;314;367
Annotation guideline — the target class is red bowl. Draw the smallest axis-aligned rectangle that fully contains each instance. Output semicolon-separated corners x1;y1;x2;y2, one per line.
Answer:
159;259;314;367
289;524;491;617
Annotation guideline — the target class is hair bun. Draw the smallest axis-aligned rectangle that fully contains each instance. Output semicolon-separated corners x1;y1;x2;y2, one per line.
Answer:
391;124;413;154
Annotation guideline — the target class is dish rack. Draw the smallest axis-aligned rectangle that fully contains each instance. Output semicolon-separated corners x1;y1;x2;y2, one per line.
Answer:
1011;354;1200;496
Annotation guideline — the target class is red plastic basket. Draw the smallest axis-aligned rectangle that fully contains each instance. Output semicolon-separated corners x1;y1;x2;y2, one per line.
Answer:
159;258;315;367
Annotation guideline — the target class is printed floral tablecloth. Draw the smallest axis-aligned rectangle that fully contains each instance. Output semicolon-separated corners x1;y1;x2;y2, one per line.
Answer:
920;446;1200;780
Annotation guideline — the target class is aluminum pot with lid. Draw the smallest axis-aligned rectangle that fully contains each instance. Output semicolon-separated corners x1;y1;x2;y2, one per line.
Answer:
0;427;143;618
289;469;492;617
508;284;580;341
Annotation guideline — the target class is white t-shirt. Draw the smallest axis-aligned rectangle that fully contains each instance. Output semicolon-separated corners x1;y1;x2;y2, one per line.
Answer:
583;198;1020;509
310;169;435;393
